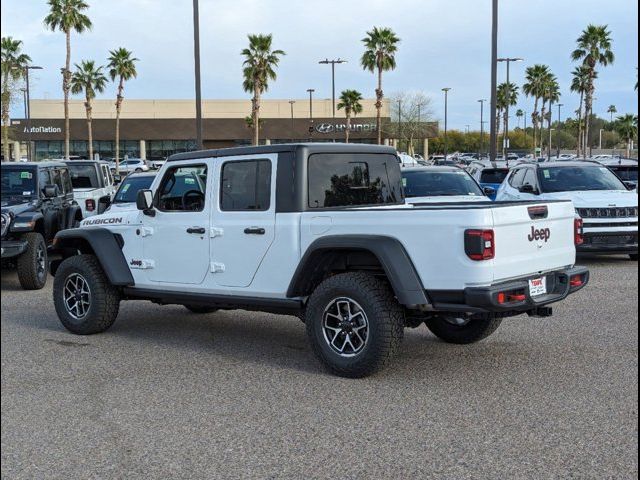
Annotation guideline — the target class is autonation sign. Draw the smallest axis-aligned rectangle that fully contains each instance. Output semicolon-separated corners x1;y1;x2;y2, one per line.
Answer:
23;126;62;134
315;123;377;134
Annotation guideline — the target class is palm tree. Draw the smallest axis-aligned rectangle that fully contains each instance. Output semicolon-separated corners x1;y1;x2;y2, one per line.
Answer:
541;75;560;157
361;27;400;145
107;48;138;173
570;65;592;157
70;60;108;161
44;0;92;160
607;105;617;124
571;24;614;156
615;114;638;158
523;64;552;153
515;109;524;129
1;37;31;162
337;89;364;143
497;82;518;155
241;34;285;146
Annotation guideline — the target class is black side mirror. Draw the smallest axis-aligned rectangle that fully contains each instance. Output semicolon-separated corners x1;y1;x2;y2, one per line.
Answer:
136;189;155;216
623;181;637;191
113;174;122;185
483;186;496;197
43;184;57;198
97;196;111;214
519;184;539;195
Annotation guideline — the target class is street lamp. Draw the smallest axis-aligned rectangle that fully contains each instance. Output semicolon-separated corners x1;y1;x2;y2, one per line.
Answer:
289;100;296;142
319;58;347;118
599;128;604;150
192;0;203;150
442;88;451;159
497;57;524;160
556;103;563;157
307;89;315;140
489;0;499;163
14;65;43;161
398;99;402;151
478;99;487;158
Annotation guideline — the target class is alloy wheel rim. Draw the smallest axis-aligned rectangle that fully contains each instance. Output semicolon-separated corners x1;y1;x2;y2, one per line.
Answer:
63;273;92;320
322;297;369;357
36;244;46;279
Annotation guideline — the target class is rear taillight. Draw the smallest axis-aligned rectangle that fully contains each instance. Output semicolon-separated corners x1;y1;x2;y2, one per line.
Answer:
85;199;96;212
574;218;584;246
570;275;584;288
465;229;495;261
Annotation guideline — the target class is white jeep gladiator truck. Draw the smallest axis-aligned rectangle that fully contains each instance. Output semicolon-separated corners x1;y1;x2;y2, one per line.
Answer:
50;144;589;377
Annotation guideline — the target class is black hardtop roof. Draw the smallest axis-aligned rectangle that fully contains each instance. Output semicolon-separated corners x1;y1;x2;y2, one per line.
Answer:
1;161;67;169
167;143;398;162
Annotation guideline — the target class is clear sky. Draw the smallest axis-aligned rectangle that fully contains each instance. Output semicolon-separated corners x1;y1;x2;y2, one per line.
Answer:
1;0;638;129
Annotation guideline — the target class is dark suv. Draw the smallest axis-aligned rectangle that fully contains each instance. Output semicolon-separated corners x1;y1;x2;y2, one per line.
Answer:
1;162;83;289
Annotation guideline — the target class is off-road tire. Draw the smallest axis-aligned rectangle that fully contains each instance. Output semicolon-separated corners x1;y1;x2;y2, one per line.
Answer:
305;272;404;378
53;255;120;335
425;316;502;345
16;232;48;290
184;305;218;314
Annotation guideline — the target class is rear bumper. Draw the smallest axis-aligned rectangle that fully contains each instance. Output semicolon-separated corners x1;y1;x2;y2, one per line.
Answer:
1;239;28;259
427;266;590;314
578;231;638;254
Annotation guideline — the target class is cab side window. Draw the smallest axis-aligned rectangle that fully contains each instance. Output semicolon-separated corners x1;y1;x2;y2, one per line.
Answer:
509;168;526;188
220;160;272;211
51;168;63;195
523;168;538;189
39;169;51;196
60;168;73;194
157;165;208;212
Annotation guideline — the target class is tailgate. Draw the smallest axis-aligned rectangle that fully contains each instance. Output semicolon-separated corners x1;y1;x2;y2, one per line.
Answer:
491;201;576;283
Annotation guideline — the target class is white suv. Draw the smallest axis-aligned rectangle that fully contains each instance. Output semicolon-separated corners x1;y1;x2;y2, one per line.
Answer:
496;161;638;259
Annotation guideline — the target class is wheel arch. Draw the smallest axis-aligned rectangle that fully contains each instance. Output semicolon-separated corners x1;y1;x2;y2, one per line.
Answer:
50;228;134;286
287;235;429;307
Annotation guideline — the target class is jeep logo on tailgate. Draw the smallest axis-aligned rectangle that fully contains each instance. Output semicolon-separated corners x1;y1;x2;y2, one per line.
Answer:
528;226;551;243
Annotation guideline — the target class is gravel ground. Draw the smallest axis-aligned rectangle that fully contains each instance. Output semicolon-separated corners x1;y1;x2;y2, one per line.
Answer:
1;255;638;479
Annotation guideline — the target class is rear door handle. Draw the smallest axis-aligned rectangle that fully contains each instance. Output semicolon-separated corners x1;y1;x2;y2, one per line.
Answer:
244;227;266;235
186;227;206;234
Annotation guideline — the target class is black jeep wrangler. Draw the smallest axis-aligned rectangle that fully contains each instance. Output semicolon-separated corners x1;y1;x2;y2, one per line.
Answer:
1;162;83;290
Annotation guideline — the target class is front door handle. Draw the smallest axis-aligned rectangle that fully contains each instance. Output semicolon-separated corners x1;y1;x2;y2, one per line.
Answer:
186;227;206;235
244;227;266;235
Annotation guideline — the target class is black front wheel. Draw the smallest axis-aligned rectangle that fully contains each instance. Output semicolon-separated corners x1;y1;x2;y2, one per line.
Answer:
425;316;502;345
16;232;48;290
53;255;121;335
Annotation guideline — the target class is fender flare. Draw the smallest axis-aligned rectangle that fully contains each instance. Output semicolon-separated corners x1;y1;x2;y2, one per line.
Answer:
10;211;44;233
64;204;83;228
287;235;429;307
51;227;135;286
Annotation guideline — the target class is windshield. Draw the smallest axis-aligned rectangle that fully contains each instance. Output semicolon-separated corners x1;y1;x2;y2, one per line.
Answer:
402;170;484;198
1;167;37;198
113;176;155;203
538;166;628;193
610;166;638;182
480;169;509;184
67;164;100;188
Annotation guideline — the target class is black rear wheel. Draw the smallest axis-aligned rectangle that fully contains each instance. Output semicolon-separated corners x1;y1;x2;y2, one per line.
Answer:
425;315;502;344
16;232;48;290
306;272;404;378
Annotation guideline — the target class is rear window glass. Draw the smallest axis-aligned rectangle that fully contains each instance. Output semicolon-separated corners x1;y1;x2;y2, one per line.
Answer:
308;153;402;208
67;164;100;188
402;170;484;198
480;169;509;184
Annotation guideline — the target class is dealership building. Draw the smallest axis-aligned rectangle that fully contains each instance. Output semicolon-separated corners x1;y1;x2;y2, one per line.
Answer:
4;98;428;161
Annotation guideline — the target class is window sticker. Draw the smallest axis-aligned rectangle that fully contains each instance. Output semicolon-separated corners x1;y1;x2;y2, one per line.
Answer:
121;184;131;193
402;177;407;187
20;172;33;179
543;170;551;179
22;191;32;196
184;178;196;185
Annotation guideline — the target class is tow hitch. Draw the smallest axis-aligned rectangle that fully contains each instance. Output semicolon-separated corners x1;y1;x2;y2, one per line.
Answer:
527;307;553;318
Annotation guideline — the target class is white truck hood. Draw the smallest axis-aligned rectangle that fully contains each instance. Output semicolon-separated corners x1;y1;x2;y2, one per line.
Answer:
543;190;638;208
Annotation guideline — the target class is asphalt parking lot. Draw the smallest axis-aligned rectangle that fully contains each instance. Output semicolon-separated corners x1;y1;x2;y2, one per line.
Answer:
1;256;638;479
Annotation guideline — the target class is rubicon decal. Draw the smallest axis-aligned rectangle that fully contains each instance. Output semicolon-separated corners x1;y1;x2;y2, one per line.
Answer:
82;217;124;226
528;226;551;243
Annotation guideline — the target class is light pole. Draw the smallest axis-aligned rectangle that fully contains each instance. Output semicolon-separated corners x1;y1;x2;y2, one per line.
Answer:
442;88;451;159
289;100;296;142
14;65;44;161
307;89;315;140
599;128;604;150
319;58;347;118
489;0;499;163
556;103;563;157
192;0;203;150
497;57;524;161
478;99;487;158
548;128;555;160
397;99;402;151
